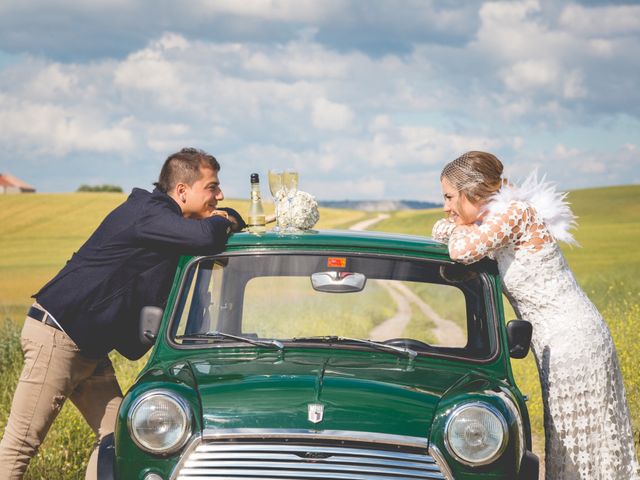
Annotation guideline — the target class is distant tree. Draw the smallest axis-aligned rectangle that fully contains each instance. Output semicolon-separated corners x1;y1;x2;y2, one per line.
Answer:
77;184;123;193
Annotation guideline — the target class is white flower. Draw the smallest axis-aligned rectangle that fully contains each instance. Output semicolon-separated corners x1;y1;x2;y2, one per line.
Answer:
276;190;320;230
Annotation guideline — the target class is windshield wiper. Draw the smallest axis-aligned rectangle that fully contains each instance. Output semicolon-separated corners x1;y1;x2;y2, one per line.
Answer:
289;336;416;359
176;331;284;350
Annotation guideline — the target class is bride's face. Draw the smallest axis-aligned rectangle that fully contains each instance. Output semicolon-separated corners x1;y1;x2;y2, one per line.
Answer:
441;178;483;225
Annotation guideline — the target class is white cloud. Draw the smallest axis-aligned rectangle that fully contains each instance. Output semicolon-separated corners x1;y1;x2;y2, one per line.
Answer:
475;0;546;61
555;145;607;175
588;39;615;57
114;43;183;94
0;0;132;12
306;176;387;200
369;114;393;132
244;42;352;80
193;0;341;22
547;143;640;185
559;4;640;37
501;61;586;100
472;0;589;108
0;1;638;198
311;98;355;131
554;144;581;158
27;64;78;98
501;59;559;92
562;70;586;100
0;98;133;156
578;160;607;174
317;152;340;172
146;123;191;152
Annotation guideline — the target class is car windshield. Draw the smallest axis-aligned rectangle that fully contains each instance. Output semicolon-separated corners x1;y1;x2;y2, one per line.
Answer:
169;253;496;359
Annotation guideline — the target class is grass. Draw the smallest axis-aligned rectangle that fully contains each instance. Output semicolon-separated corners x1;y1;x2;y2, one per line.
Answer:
402;300;439;345
405;283;468;330
242;277;397;338
0;185;638;477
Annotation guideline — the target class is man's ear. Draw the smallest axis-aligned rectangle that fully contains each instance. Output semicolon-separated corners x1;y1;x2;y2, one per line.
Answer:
175;182;188;203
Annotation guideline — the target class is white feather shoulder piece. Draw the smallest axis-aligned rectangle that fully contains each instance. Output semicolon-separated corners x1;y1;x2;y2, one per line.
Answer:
486;170;579;246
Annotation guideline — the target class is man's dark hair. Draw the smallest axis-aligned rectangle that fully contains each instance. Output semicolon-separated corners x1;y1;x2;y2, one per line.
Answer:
155;147;220;193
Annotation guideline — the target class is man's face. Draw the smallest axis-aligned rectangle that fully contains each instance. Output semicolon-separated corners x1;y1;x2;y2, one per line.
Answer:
182;167;224;219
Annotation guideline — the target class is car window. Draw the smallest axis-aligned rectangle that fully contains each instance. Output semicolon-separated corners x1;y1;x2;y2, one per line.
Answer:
242;277;466;347
170;254;495;359
173;260;225;339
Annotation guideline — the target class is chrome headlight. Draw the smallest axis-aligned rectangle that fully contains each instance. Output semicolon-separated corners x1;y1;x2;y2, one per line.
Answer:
444;402;508;466
128;390;192;454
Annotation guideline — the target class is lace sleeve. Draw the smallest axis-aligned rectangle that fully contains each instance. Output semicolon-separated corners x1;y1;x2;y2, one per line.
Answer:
448;201;531;264
432;218;457;243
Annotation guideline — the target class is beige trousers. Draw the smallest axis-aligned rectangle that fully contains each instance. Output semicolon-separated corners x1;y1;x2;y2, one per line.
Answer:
0;314;123;480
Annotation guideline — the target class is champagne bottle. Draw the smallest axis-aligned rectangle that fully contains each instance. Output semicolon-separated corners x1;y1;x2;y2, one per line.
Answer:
247;173;266;233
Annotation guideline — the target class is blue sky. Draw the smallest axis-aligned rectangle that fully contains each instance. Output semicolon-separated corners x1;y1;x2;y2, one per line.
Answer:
0;0;638;201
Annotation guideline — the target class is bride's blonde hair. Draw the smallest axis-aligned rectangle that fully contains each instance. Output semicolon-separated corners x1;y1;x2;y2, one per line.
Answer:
441;151;504;203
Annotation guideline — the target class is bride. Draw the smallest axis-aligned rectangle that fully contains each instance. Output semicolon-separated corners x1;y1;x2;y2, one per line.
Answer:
432;151;639;479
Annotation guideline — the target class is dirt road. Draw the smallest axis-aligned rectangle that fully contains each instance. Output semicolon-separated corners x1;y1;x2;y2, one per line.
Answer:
369;281;466;345
349;213;390;231
349;215;465;345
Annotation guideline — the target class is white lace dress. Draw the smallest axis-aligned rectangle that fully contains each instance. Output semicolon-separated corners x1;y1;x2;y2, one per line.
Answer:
432;175;639;479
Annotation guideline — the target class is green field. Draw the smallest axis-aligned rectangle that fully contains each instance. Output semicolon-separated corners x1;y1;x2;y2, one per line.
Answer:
1;186;639;477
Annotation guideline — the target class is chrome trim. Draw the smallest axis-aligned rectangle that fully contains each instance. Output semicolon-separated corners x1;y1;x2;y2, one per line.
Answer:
428;445;454;480
497;389;526;463
191;445;435;463
444;401;509;467
170;429;447;480
127;389;192;455
177;470;444;479
201;428;429;448
169;433;203;479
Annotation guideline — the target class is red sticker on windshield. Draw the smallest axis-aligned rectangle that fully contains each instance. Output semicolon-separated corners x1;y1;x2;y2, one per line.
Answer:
327;257;347;268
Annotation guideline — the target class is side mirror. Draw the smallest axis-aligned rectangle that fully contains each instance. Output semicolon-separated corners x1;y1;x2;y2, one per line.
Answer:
506;320;532;359
311;271;367;293
139;306;164;346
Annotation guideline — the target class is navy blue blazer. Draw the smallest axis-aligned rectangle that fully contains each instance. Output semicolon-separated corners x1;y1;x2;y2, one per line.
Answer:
34;187;244;360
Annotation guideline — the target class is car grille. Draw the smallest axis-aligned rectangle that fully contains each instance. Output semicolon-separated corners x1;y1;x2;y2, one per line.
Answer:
174;435;448;480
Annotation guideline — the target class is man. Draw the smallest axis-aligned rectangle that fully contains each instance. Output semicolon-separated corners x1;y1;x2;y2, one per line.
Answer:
0;147;245;479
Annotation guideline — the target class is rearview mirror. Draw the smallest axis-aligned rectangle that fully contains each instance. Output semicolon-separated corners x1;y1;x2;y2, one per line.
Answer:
506;320;532;359
311;271;367;293
139;306;163;346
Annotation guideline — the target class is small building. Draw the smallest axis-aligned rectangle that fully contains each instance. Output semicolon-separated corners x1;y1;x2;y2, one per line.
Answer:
0;173;36;194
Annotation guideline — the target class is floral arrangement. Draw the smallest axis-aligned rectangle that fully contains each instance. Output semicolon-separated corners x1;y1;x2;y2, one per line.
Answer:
276;190;320;230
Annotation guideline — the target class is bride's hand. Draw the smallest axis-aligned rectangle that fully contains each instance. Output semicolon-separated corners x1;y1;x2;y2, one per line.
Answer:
432;218;457;242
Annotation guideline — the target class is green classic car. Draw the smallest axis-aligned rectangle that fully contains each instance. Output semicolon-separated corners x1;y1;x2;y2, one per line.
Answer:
99;230;539;480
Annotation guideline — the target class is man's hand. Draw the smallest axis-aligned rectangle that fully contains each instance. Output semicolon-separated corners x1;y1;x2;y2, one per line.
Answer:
210;209;229;220
210;209;244;232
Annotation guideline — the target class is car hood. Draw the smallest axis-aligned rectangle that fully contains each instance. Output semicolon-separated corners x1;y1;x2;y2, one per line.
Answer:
185;350;480;439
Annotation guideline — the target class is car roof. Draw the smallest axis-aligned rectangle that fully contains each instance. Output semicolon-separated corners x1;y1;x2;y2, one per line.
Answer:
224;229;450;260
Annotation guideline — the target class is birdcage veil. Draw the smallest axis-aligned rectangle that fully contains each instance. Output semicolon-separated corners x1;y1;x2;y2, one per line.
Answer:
440;152;486;192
